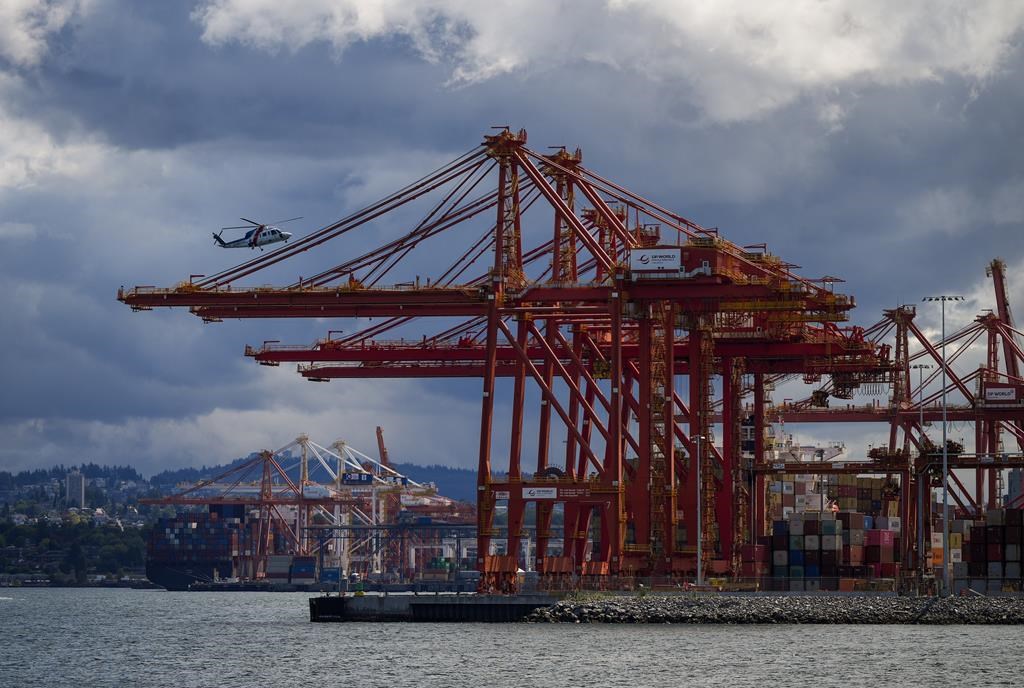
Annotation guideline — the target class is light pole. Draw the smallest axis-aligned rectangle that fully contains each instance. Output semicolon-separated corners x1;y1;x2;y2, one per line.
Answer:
911;363;933;577
922;295;964;596
693;433;703;586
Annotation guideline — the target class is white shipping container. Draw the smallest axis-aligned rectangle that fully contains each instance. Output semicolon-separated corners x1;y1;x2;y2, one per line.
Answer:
878;516;901;532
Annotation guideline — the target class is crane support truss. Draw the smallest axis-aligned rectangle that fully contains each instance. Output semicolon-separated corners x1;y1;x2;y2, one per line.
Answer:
119;129;1021;587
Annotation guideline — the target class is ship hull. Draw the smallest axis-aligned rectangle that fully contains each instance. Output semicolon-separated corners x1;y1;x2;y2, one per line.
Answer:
145;560;232;591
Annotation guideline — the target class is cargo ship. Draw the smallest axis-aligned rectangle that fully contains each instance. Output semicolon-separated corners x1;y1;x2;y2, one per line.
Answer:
146;504;267;591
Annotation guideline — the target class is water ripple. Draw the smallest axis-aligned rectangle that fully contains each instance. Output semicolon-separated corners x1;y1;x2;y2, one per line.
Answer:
0;590;1022;688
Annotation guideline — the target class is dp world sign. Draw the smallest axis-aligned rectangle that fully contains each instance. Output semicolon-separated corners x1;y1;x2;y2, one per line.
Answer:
522;487;557;499
629;247;682;272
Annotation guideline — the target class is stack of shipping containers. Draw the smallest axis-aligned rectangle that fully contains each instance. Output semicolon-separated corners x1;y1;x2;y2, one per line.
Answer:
941;508;1024;594
146;507;246;590
291;556;317;585
265;555;293;582
757;471;905;591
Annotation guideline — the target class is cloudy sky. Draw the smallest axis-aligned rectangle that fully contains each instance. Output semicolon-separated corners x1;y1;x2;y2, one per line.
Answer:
1;1;1022;476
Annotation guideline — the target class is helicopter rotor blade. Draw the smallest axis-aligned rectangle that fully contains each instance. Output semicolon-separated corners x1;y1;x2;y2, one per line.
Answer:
268;216;303;225
220;225;252;230
239;217;261;226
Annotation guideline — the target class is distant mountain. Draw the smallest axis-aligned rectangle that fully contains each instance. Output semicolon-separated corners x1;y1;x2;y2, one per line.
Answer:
390;463;478;503
148;455;480;503
149;455;258;488
1;457;483;508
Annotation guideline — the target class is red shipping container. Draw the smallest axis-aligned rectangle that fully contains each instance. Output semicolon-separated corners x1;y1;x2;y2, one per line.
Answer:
740;544;769;563
865;530;894;546
988;543;1003;561
740;562;770;577
843;545;864;565
865;545;894;563
879;562;899;577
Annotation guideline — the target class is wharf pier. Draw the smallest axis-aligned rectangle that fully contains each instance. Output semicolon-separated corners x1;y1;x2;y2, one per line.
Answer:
309;592;558;622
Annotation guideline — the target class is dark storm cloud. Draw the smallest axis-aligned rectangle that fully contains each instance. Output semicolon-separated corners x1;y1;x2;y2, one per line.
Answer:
19;2;459;153
0;0;1021;474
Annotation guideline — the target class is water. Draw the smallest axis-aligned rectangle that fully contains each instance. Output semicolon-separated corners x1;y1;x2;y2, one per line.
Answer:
1;589;1020;687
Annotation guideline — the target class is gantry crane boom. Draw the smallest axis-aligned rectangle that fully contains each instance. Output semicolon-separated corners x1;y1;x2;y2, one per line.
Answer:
119;127;1021;586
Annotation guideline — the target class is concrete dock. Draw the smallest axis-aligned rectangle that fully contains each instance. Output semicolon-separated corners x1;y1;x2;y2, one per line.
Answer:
309;592;558;622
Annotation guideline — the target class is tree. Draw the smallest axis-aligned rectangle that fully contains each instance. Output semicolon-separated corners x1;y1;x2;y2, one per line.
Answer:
65;542;87;584
84;485;105;509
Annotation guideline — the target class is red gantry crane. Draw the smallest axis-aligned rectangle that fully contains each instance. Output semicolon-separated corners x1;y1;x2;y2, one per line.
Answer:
765;260;1024;568
120;128;1022;590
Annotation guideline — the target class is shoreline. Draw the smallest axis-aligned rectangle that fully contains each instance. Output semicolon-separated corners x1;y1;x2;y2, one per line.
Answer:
526;594;1024;625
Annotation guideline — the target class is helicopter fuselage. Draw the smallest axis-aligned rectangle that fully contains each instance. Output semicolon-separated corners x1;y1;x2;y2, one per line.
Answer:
214;225;292;249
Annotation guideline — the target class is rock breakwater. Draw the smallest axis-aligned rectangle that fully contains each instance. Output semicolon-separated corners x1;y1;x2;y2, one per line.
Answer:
526;595;1024;624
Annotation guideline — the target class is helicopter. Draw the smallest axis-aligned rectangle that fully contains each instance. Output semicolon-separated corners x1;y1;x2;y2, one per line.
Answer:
213;217;302;249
